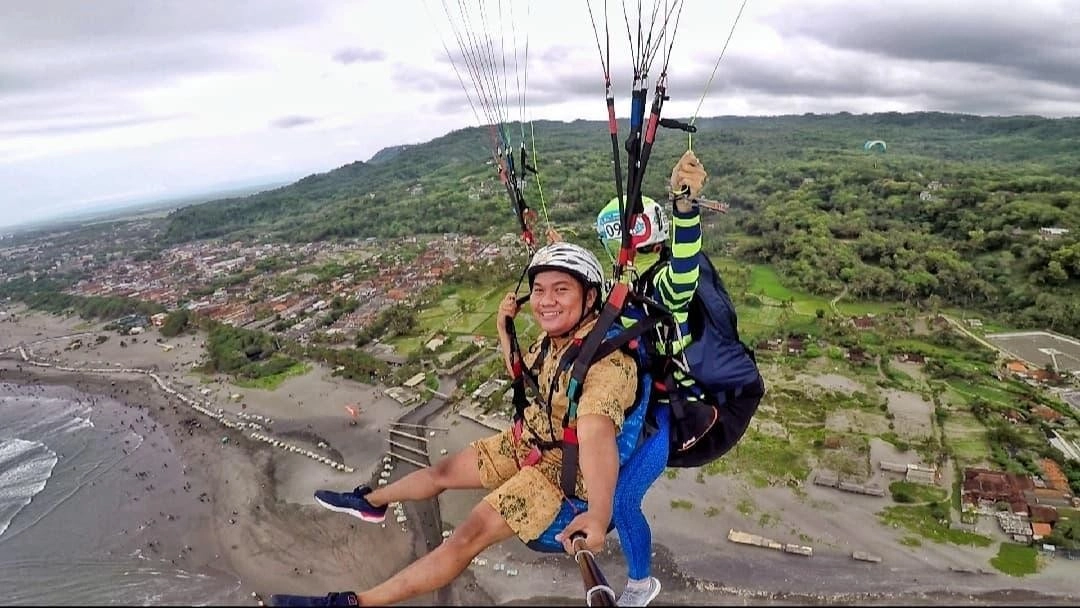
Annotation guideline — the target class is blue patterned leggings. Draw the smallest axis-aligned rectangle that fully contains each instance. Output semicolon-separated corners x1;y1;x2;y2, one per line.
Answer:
612;406;670;580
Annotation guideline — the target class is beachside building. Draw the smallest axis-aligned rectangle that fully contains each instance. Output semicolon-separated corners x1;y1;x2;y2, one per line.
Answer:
1029;504;1059;525
403;372;426;388
961;468;1033;514
880;461;938;484
851;315;875;330
1032;522;1053;541
114;313;149;331
845;347;870;364
1031;487;1074;509
1005;360;1030;377
384;386;420;406
786;337;805;355
472;379;508;401
906;464;938;485
365;343;406;367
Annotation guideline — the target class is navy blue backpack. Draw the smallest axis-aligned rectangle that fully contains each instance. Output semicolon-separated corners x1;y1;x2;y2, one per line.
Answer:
637;251;764;468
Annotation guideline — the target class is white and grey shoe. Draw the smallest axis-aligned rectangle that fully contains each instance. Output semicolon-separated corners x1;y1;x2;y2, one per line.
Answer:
617;577;661;607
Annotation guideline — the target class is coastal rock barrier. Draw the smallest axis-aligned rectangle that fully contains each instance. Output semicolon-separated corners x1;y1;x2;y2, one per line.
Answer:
15;346;355;474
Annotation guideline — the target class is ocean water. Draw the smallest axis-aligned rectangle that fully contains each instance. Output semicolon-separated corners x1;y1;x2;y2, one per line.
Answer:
0;383;241;605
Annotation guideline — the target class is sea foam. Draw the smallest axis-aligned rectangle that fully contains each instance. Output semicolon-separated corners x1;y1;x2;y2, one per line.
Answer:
0;438;58;537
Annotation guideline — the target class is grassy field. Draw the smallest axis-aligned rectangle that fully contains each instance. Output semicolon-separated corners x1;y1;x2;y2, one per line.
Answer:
878;504;993;548
749;265;796;301
399;260;910;351
948;380;1019;407
889;480;948;503
943;408;992;466
890;338;974;360
748;265;831;316
391;282;534;354
990;543;1040;577
234;362;311;390
738;301;788;337
835;300;906;316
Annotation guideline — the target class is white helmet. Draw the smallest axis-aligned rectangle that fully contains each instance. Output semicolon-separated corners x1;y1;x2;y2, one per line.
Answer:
595;195;669;260
526;242;604;292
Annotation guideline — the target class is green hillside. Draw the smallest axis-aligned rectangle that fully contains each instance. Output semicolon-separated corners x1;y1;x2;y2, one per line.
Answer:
162;112;1080;335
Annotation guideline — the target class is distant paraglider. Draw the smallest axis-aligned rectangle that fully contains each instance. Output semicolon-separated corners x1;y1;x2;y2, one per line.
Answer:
864;140;886;153
344;404;361;426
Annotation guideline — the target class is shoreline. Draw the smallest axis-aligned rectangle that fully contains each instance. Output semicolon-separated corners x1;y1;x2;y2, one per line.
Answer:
0;362;432;605
2;308;1079;606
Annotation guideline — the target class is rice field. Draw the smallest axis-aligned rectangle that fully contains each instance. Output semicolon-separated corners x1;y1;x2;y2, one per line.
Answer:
943;408;991;466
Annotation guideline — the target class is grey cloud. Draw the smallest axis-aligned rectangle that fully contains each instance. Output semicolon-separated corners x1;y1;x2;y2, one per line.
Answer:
766;2;1080;89
415;24;1080;121
392;62;476;95
0;0;326;106
677;51;918;100
1;44;258;97
333;47;386;64
677;52;1075;118
392;45;616;109
537;45;575;64
0;90;152;134
0;0;328;47
433;95;470;115
271;115;319;129
0;114;186;137
399;62;577;123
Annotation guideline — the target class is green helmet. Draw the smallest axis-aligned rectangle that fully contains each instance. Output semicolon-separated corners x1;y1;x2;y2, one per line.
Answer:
594;196;669;260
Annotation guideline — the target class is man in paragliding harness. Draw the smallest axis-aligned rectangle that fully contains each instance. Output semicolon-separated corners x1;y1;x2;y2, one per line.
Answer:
280;242;637;606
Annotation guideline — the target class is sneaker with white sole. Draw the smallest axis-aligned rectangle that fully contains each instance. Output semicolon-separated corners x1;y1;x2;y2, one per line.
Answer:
313;485;387;523
617;576;661;607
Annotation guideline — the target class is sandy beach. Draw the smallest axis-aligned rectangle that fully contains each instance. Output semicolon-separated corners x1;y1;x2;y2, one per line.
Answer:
2;305;1079;606
0;309;457;605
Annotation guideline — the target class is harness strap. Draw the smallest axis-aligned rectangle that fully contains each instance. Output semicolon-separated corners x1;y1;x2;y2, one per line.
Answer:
565;282;631;409
586;313;664;365
559;427;580;499
554;283;630;497
510;334;547;425
506;274;534;425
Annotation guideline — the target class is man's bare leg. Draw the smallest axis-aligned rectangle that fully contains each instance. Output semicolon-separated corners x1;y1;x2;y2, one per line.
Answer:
358;500;514;605
364;445;483;507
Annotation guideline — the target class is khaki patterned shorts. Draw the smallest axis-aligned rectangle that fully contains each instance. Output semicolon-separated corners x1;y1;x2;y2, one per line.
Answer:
472;429;568;542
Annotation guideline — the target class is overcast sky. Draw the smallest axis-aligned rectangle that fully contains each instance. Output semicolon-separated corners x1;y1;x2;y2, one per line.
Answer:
1;0;1077;230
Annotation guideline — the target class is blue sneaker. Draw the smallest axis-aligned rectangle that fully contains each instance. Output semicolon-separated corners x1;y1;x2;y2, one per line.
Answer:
268;591;359;606
313;485;386;523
